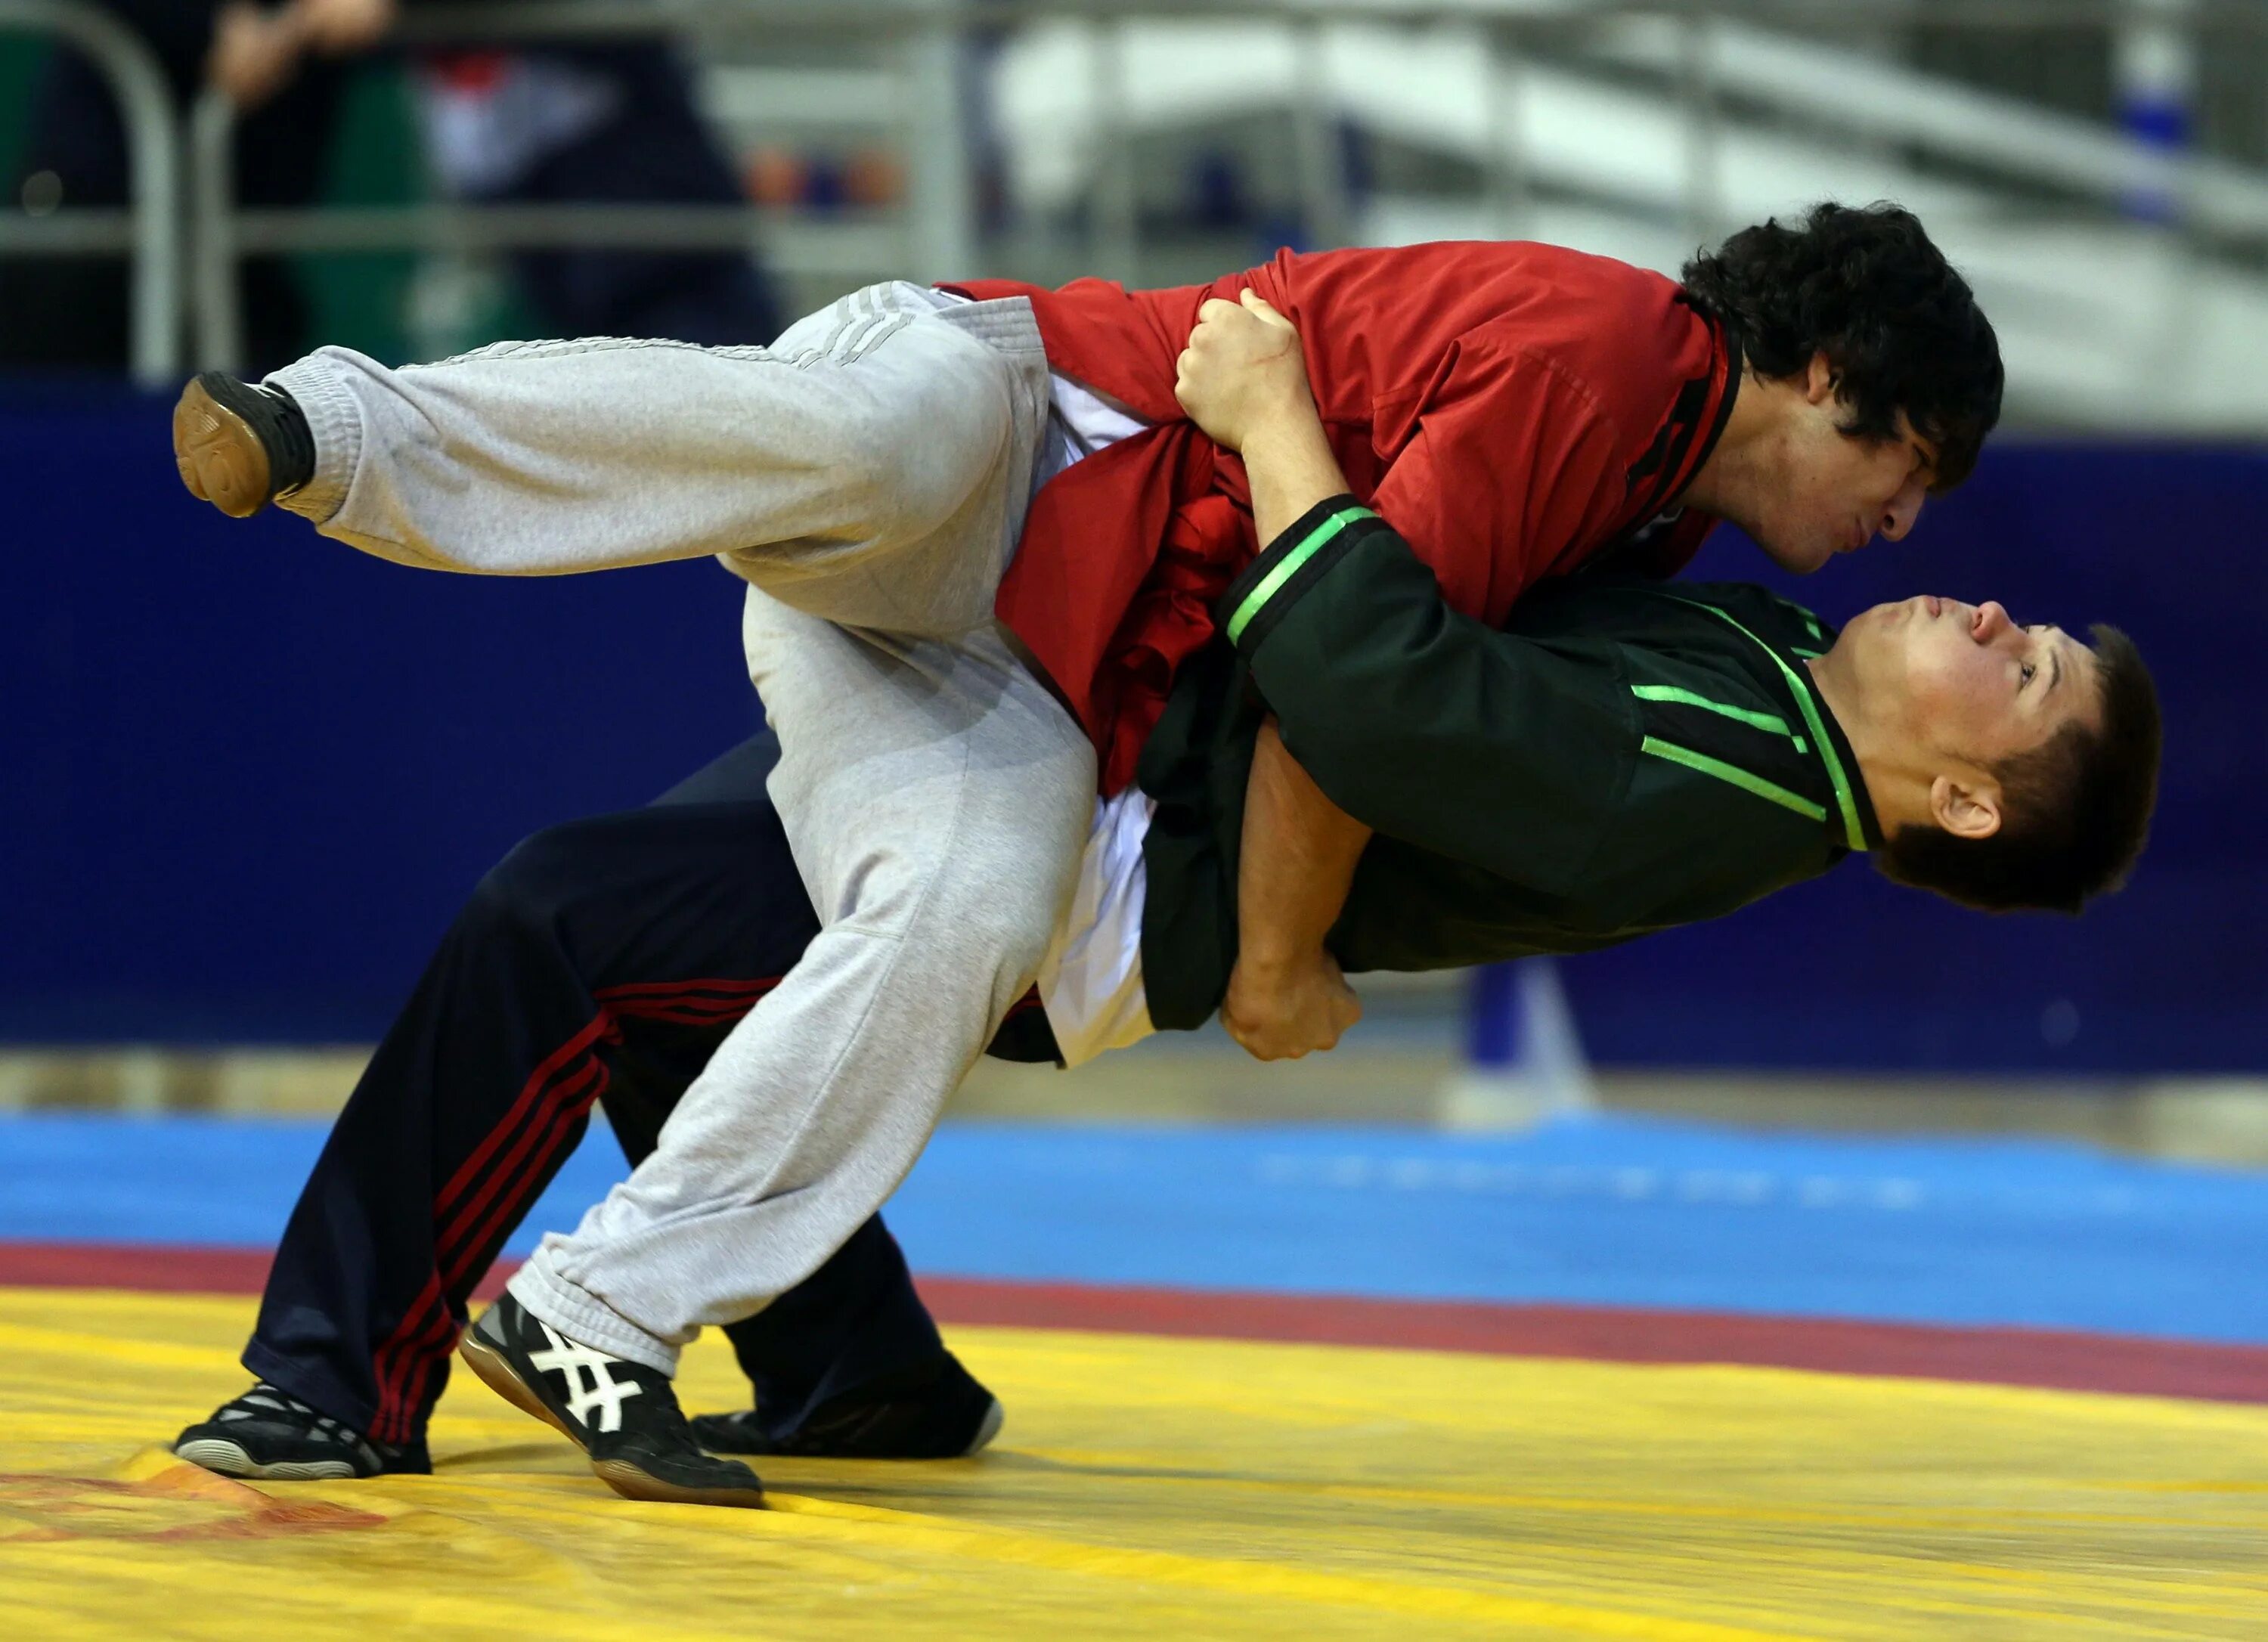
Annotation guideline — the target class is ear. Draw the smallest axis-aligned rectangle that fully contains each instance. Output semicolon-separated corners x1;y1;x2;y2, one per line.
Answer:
1803;351;1840;406
1929;773;2002;841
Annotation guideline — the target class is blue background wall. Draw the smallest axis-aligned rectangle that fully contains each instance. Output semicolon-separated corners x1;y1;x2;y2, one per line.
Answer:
2;385;758;1041
2;386;2260;1069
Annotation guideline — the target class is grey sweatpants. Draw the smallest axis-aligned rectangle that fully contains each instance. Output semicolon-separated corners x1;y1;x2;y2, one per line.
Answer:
268;282;1096;1371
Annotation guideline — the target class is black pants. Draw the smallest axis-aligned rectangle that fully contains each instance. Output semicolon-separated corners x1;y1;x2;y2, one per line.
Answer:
246;733;1058;1460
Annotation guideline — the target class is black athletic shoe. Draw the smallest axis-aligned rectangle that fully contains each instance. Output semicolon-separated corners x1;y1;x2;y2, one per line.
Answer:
459;1293;765;1508
691;1350;1005;1459
172;371;315;518
173;1383;426;1479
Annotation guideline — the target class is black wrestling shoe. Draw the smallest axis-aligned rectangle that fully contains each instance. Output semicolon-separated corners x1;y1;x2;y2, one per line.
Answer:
460;1293;765;1508
173;1382;426;1479
691;1351;1004;1459
172;371;315;519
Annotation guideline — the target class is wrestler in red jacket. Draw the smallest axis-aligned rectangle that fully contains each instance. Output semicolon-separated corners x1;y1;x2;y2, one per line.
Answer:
964;210;2000;792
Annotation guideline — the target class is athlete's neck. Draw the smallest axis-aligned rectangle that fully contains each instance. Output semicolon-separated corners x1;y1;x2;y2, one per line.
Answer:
1803;651;1932;837
1675;362;1792;521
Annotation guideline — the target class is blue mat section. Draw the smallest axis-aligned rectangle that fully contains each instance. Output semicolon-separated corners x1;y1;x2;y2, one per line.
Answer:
5;1114;2266;1344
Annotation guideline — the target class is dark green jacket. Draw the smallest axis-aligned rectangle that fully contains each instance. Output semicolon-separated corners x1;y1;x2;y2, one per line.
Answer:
1138;498;1884;1030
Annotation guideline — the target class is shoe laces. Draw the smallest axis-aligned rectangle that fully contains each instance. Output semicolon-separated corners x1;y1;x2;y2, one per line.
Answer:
217;1383;321;1422
213;1383;390;1470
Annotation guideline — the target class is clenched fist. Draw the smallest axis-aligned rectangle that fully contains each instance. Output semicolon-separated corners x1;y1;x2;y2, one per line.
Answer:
297;0;400;54
207;0;398;111
1220;946;1363;1061
208;1;305;109
1173;289;1317;454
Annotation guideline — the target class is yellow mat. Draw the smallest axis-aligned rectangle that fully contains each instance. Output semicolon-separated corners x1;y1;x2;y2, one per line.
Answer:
2;1286;2265;1640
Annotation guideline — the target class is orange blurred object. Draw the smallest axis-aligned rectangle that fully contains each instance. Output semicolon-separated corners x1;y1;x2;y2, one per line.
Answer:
844;147;904;207
745;145;903;209
743;146;809;208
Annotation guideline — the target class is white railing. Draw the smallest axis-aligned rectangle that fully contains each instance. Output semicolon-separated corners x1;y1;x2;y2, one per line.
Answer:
974;3;2268;427
0;0;180;384
14;0;2268;420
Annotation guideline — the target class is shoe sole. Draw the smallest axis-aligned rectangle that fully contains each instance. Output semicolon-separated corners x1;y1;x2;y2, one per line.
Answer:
172;1437;358;1482
589;1458;766;1510
172;376;273;519
691;1393;1006;1460
458;1328;764;1510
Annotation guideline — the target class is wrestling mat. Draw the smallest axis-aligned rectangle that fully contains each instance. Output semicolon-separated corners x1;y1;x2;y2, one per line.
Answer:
5;1116;2268;1637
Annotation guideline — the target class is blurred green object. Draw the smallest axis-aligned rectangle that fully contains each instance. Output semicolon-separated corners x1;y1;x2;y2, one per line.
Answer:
0;40;48;189
297;61;420;367
299;60;540;366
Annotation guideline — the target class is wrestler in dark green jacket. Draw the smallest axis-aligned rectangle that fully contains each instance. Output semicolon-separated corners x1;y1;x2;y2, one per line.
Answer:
1139;497;1883;1030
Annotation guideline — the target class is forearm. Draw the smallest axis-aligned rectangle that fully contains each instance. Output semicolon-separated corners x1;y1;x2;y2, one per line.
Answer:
1239;404;1356;551
1235;717;1372;969
1228;385;1369;963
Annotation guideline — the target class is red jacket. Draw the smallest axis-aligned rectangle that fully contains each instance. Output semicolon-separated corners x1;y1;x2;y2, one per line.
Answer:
953;240;1737;792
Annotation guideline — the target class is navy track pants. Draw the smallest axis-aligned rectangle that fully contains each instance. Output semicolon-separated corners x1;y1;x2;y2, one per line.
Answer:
243;732;1058;1455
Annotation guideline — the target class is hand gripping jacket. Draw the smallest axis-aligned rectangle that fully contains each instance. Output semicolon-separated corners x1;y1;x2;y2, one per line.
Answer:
952;239;1742;792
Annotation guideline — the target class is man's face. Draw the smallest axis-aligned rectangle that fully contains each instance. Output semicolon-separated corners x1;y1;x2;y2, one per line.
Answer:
1836;596;2100;777
1746;355;1935;575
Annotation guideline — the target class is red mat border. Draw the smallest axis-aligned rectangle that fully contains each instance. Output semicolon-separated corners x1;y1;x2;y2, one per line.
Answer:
9;1241;2266;1405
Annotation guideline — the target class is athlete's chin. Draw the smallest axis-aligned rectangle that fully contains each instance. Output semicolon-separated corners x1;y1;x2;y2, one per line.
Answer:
1755;533;1836;576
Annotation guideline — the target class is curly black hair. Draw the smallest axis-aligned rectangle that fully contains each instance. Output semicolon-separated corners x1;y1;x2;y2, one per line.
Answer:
1681;202;2003;490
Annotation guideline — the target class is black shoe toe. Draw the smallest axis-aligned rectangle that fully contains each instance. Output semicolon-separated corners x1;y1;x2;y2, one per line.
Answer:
693;1352;1003;1459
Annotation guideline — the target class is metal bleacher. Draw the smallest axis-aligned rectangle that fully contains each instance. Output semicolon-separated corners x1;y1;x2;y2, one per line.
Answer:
986;5;2268;432
8;0;2268;429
